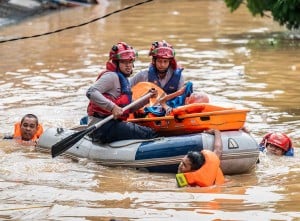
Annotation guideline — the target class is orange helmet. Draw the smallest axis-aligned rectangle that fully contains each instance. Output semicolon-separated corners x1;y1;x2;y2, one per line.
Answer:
109;42;137;61
149;40;175;59
261;132;292;152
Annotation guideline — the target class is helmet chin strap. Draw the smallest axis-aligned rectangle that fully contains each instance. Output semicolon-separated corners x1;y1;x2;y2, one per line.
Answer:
157;71;167;78
154;62;168;76
117;62;133;77
123;72;132;77
157;66;168;78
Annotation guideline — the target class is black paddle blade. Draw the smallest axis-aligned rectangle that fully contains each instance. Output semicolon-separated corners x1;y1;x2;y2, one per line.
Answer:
51;126;95;158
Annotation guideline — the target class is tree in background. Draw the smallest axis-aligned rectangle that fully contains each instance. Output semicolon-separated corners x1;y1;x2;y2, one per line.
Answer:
224;0;300;30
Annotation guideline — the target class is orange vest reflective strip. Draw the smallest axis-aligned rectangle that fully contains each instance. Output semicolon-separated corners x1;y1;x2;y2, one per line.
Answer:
13;122;44;141
183;150;225;187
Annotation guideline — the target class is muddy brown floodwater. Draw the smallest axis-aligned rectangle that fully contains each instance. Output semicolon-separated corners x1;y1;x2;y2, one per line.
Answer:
0;0;299;220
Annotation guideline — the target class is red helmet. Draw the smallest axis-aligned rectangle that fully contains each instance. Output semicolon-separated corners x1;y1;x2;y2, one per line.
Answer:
149;40;175;59
109;42;137;61
261;132;292;152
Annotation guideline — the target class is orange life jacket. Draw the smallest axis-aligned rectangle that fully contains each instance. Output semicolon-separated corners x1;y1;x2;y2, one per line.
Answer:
87;71;131;120
13;122;44;142
183;150;225;187
87;93;131;119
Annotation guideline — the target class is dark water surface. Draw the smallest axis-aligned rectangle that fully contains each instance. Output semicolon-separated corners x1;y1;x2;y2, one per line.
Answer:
0;0;300;220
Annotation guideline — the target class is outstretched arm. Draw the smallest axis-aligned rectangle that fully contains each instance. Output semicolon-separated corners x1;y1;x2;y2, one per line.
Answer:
155;86;186;115
205;129;222;158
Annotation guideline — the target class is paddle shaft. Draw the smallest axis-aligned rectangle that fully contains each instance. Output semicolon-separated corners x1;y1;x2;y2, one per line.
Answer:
92;90;155;130
153;85;186;106
51;90;155;158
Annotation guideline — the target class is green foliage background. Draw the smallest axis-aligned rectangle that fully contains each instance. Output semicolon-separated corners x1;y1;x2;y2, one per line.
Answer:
224;0;300;30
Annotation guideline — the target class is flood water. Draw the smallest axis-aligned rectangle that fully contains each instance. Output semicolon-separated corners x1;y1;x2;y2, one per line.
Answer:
0;0;300;220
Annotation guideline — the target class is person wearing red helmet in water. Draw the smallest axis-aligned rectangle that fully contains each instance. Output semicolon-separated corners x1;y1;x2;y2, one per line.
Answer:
86;42;158;143
130;40;185;95
259;132;294;156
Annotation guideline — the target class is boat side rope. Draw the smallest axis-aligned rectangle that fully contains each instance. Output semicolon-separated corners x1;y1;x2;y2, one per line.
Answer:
108;137;164;148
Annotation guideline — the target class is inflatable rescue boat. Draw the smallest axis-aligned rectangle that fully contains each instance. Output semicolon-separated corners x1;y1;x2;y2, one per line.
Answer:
37;128;259;175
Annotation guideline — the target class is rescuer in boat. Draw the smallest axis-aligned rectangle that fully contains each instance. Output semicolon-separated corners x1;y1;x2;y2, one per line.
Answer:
176;129;225;187
128;40;209;117
259;132;294;156
86;42;158;143
3;114;44;145
130;40;185;95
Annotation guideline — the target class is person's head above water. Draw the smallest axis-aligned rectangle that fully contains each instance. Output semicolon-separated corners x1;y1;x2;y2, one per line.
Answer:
260;132;293;156
20;114;39;141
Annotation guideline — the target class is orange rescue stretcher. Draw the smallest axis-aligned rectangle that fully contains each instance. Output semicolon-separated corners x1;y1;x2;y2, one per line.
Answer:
129;82;249;136
128;103;249;136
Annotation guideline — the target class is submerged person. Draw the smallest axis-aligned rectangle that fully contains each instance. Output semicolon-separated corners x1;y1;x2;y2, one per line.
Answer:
3;114;44;145
259;132;294;156
130;40;185;95
86;42;158;143
176;129;225;187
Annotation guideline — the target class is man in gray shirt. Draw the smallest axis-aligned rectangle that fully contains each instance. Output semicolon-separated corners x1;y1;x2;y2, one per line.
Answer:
86;42;158;143
130;40;185;95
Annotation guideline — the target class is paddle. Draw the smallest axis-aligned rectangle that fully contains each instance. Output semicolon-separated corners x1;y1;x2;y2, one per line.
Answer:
131;82;164;106
51;89;156;158
153;85;186;106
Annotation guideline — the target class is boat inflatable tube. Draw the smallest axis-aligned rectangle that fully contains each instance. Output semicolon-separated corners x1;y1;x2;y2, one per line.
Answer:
37;128;259;174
